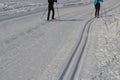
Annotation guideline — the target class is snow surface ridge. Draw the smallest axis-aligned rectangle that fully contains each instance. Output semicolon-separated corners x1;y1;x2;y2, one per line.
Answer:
80;6;120;80
39;22;84;80
0;0;84;22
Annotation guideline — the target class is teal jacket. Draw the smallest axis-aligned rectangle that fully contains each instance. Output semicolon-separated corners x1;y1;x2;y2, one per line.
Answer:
94;0;103;5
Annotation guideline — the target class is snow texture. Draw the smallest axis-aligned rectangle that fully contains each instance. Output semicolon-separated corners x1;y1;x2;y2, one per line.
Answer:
80;4;120;80
0;0;120;80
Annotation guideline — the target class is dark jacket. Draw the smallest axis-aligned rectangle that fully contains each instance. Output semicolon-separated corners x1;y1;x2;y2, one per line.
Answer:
48;0;57;5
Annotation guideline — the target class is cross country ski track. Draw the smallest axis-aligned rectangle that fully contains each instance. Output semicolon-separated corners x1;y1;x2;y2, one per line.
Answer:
58;1;120;80
58;17;95;80
0;0;120;80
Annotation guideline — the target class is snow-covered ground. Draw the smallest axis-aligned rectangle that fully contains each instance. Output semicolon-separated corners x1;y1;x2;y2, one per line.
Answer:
0;0;86;21
0;0;120;80
80;4;120;80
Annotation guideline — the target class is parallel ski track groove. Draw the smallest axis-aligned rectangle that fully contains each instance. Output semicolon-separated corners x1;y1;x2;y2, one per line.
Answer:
70;18;94;80
58;2;120;80
58;17;95;80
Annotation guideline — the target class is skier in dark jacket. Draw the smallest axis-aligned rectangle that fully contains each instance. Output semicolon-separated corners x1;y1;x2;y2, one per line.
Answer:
47;0;57;21
94;0;103;18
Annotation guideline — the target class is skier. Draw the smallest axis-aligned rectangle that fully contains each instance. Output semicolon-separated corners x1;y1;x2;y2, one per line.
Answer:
94;0;103;18
47;0;57;21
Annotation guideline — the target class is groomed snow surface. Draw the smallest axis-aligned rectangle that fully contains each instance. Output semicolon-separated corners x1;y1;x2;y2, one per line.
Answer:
80;6;120;80
0;0;120;80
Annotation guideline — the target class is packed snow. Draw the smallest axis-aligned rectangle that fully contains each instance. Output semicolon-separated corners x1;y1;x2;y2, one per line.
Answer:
80;4;120;80
0;0;120;80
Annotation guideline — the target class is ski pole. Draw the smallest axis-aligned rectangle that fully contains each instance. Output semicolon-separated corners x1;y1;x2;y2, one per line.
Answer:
41;8;47;19
101;4;109;32
56;3;60;19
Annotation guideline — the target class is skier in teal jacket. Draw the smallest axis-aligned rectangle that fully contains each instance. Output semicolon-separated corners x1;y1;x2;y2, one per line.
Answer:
94;0;103;18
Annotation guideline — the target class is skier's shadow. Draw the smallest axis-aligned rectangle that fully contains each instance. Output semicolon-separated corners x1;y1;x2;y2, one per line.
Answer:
56;18;84;22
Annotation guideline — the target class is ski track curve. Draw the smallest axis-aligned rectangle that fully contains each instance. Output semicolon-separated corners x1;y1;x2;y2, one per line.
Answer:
58;17;95;80
58;1;120;80
0;0;120;80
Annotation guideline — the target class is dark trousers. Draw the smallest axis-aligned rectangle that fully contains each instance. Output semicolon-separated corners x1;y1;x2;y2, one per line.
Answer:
47;4;55;20
95;3;100;17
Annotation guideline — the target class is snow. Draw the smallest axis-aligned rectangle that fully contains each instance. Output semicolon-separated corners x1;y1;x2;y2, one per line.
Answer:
0;0;85;22
0;0;120;80
80;4;120;80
